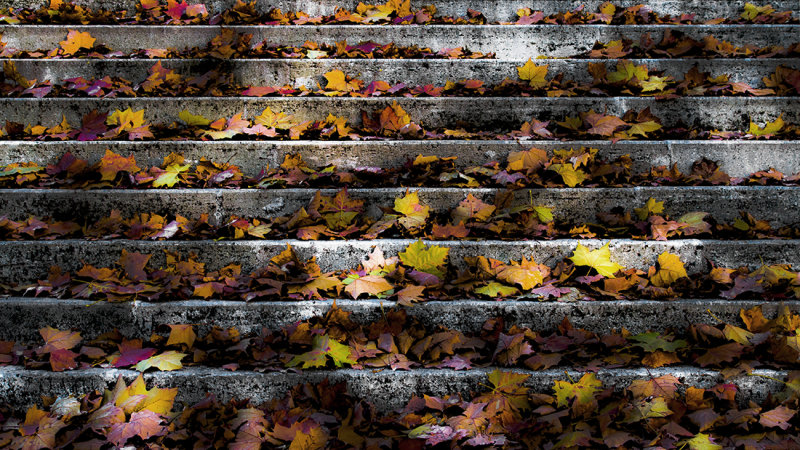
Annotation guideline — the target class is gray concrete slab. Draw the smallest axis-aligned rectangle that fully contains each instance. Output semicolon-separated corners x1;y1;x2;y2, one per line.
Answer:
0;96;794;130
0;366;787;413
0;239;797;281
8;58;798;87
1;297;797;340
2;186;799;227
0;25;798;58
1;140;798;177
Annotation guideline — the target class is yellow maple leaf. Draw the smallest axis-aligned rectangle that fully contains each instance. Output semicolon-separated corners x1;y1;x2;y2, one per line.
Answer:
166;324;196;348
399;240;449;278
59;30;96;55
111;375;177;416
107;107;146;132
134;350;185;372
517;59;549;88
548;164;586;187
748;115;784;137
497;257;545;290
570;243;625;278
650;251;688;287
254;107;296;130
179;110;211;126
394;191;430;229
153;163;190;188
634;197;664;220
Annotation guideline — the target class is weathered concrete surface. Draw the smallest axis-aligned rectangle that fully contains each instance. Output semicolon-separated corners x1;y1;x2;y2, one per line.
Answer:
3;186;799;227
9;58;798;87
0;239;798;282
0;366;787;413
1;140;798;178
1;297;797;341
0;25;798;59
1;0;796;22
0;96;794;130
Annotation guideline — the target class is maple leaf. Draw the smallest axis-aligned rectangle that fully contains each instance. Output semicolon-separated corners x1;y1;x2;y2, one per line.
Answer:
628;375;681;399
59;30;95;55
507;147;548;174
111;375;176;416
288;335;356;368
748;115;784;136
107;410;165;447
650;251;688;287
569;243;624;278
585;112;627;136
78;109;109;141
628;120;662;137
396;285;426;306
679;433;722;450
39;327;81;353
475;282;519;297
379;102;411;133
254;107;296;130
344;274;393;299
179;110;211;126
760;405;795;430
119;250;150;281
607;60;648;83
629;332;688;352
554;373;602;418
107;108;147;133
323;69;360;92
394;191;429;230
399;240;449;278
98;149;140;181
517;59;549;88
722;324;754;345
166;325;196;348
548;164;586;187
452;194;495;223
288;275;342;299
134;350;185;372
153;162;190;188
497;257;545;290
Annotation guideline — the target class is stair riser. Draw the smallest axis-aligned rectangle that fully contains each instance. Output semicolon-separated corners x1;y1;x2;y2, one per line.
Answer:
0;366;785;413
9;58;798;87
1;0;796;22
3;187;799;226
1;25;797;58
2;140;798;177
2;297;797;340
0;239;797;281
0;97;795;130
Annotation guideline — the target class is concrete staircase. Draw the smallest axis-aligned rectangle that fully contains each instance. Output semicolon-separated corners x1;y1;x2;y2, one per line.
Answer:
1;0;800;426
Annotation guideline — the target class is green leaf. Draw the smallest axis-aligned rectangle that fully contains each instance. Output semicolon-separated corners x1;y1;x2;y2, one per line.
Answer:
399;240;449;278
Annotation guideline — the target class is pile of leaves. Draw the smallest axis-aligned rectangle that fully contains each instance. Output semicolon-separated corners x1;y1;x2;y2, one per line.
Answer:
5;303;800;375
0;103;796;142
1;369;799;448
583;30;800;59
0;0;488;25
3;149;799;191
1;0;795;25
4;60;799;99
5;243;800;302
0;29;493;59
2;190;799;242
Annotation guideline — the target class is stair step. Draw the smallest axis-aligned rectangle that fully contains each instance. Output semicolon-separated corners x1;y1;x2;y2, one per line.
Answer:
8;57;797;87
0;365;786;413
0;239;796;281
2;140;798;177
0;96;794;130
2;296;798;340
3;0;796;23
3;186;798;226
1;24;797;58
